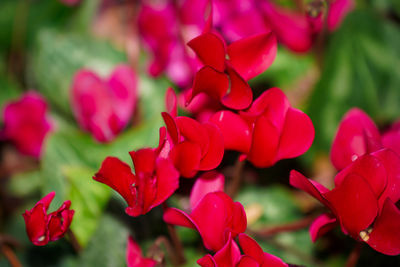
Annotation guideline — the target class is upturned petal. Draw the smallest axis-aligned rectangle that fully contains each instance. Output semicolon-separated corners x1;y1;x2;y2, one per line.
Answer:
309;213;338;242
330;108;382;171
190;171;225;210
126;236;157;267
227;32;277;80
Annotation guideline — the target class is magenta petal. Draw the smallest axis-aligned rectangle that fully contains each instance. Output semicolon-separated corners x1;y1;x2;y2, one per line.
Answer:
107;64;138;127
197;255;217;267
188;32;226;72
324;174;378;238
163;208;197;229
236;256;260;267
372;149;400;207
213;237;242;267
93;157;136;209
238;234;265;264
176;116;209;154
367;199;400;256
289;170;329;205
130;148;156;174
247;115;280;168
327;0;355;31
190;171;225;210
227;32;277;80
309;213;338;242
199;123;224;170
126;236;157;267
330;108;382;171
382;121;400;156
221;66;253;110
334;154;387;198
277;108;314;160
209;111;251;153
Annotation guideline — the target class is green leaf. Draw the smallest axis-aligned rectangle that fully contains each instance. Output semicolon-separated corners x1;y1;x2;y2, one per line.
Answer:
65;166;111;248
76;215;128;267
307;10;400;155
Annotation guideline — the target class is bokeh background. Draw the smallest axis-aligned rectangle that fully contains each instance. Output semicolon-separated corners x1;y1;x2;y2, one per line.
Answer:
0;0;399;266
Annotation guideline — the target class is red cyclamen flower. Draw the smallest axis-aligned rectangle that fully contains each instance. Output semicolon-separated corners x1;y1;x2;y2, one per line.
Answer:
126;236;157;267
162;89;224;178
94;130;179;216
71;64;137;142
22;192;74;246
1;92;52;158
210;88;314;168
163;172;246;252
330;108;384;171
198;233;288;267
290;148;400;255
382;120;400;156
187;28;277;110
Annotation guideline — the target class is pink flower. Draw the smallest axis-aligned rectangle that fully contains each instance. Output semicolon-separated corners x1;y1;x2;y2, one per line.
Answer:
330;108;383;171
161;89;224;178
163;172;246;251
327;0;355;31
290;148;400;255
93;130;179;217
198;234;288;267
126;236;156;267
1;92;52;158
22;192;74;246
210;88;314;168
187;30;277;110
71;64;137;142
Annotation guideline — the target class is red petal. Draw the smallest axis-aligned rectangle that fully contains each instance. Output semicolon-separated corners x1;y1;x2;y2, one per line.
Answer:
213;237;241;267
126;236;157;267
221;66;252;110
152;158;180;207
176;116;209;155
94;157;136;209
237;256;260;267
227;32;277;80
309;213;338;242
162;112;179;144
165;87;177;117
38;191;56;211
238;234;264;264
372;149;400;207
163;208;196;229
188;32;226;72
367;199;400;255
209;111;251;153
289;170;329;205
231;202;248;236
190;66;229;104
382;121;400;156
130;148;156;174
330;108;382;171
247;115;280;167
170;141;202;178
261;253;288;267
197;255;217;267
199;123;224;170
277;108;314;160
23;203;49;246
334;154;387;198
324;174;378;238
190;171;225;210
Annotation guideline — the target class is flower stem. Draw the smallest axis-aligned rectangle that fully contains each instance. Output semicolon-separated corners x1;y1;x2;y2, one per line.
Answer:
250;215;316;237
0;243;22;267
67;229;82;253
162;203;186;266
227;157;245;198
345;243;362;267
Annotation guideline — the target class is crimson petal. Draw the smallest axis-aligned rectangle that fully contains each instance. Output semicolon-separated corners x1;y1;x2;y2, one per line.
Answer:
227;32;277;81
309;213;338;242
222;66;252;110
170;141;202;178
199;123;224;170
289;170;329;205
190;171;225;210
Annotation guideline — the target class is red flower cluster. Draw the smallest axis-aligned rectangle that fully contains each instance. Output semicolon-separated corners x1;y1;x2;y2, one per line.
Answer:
1;92;52;158
22;192;74;246
71;64;137;142
291;108;400;255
